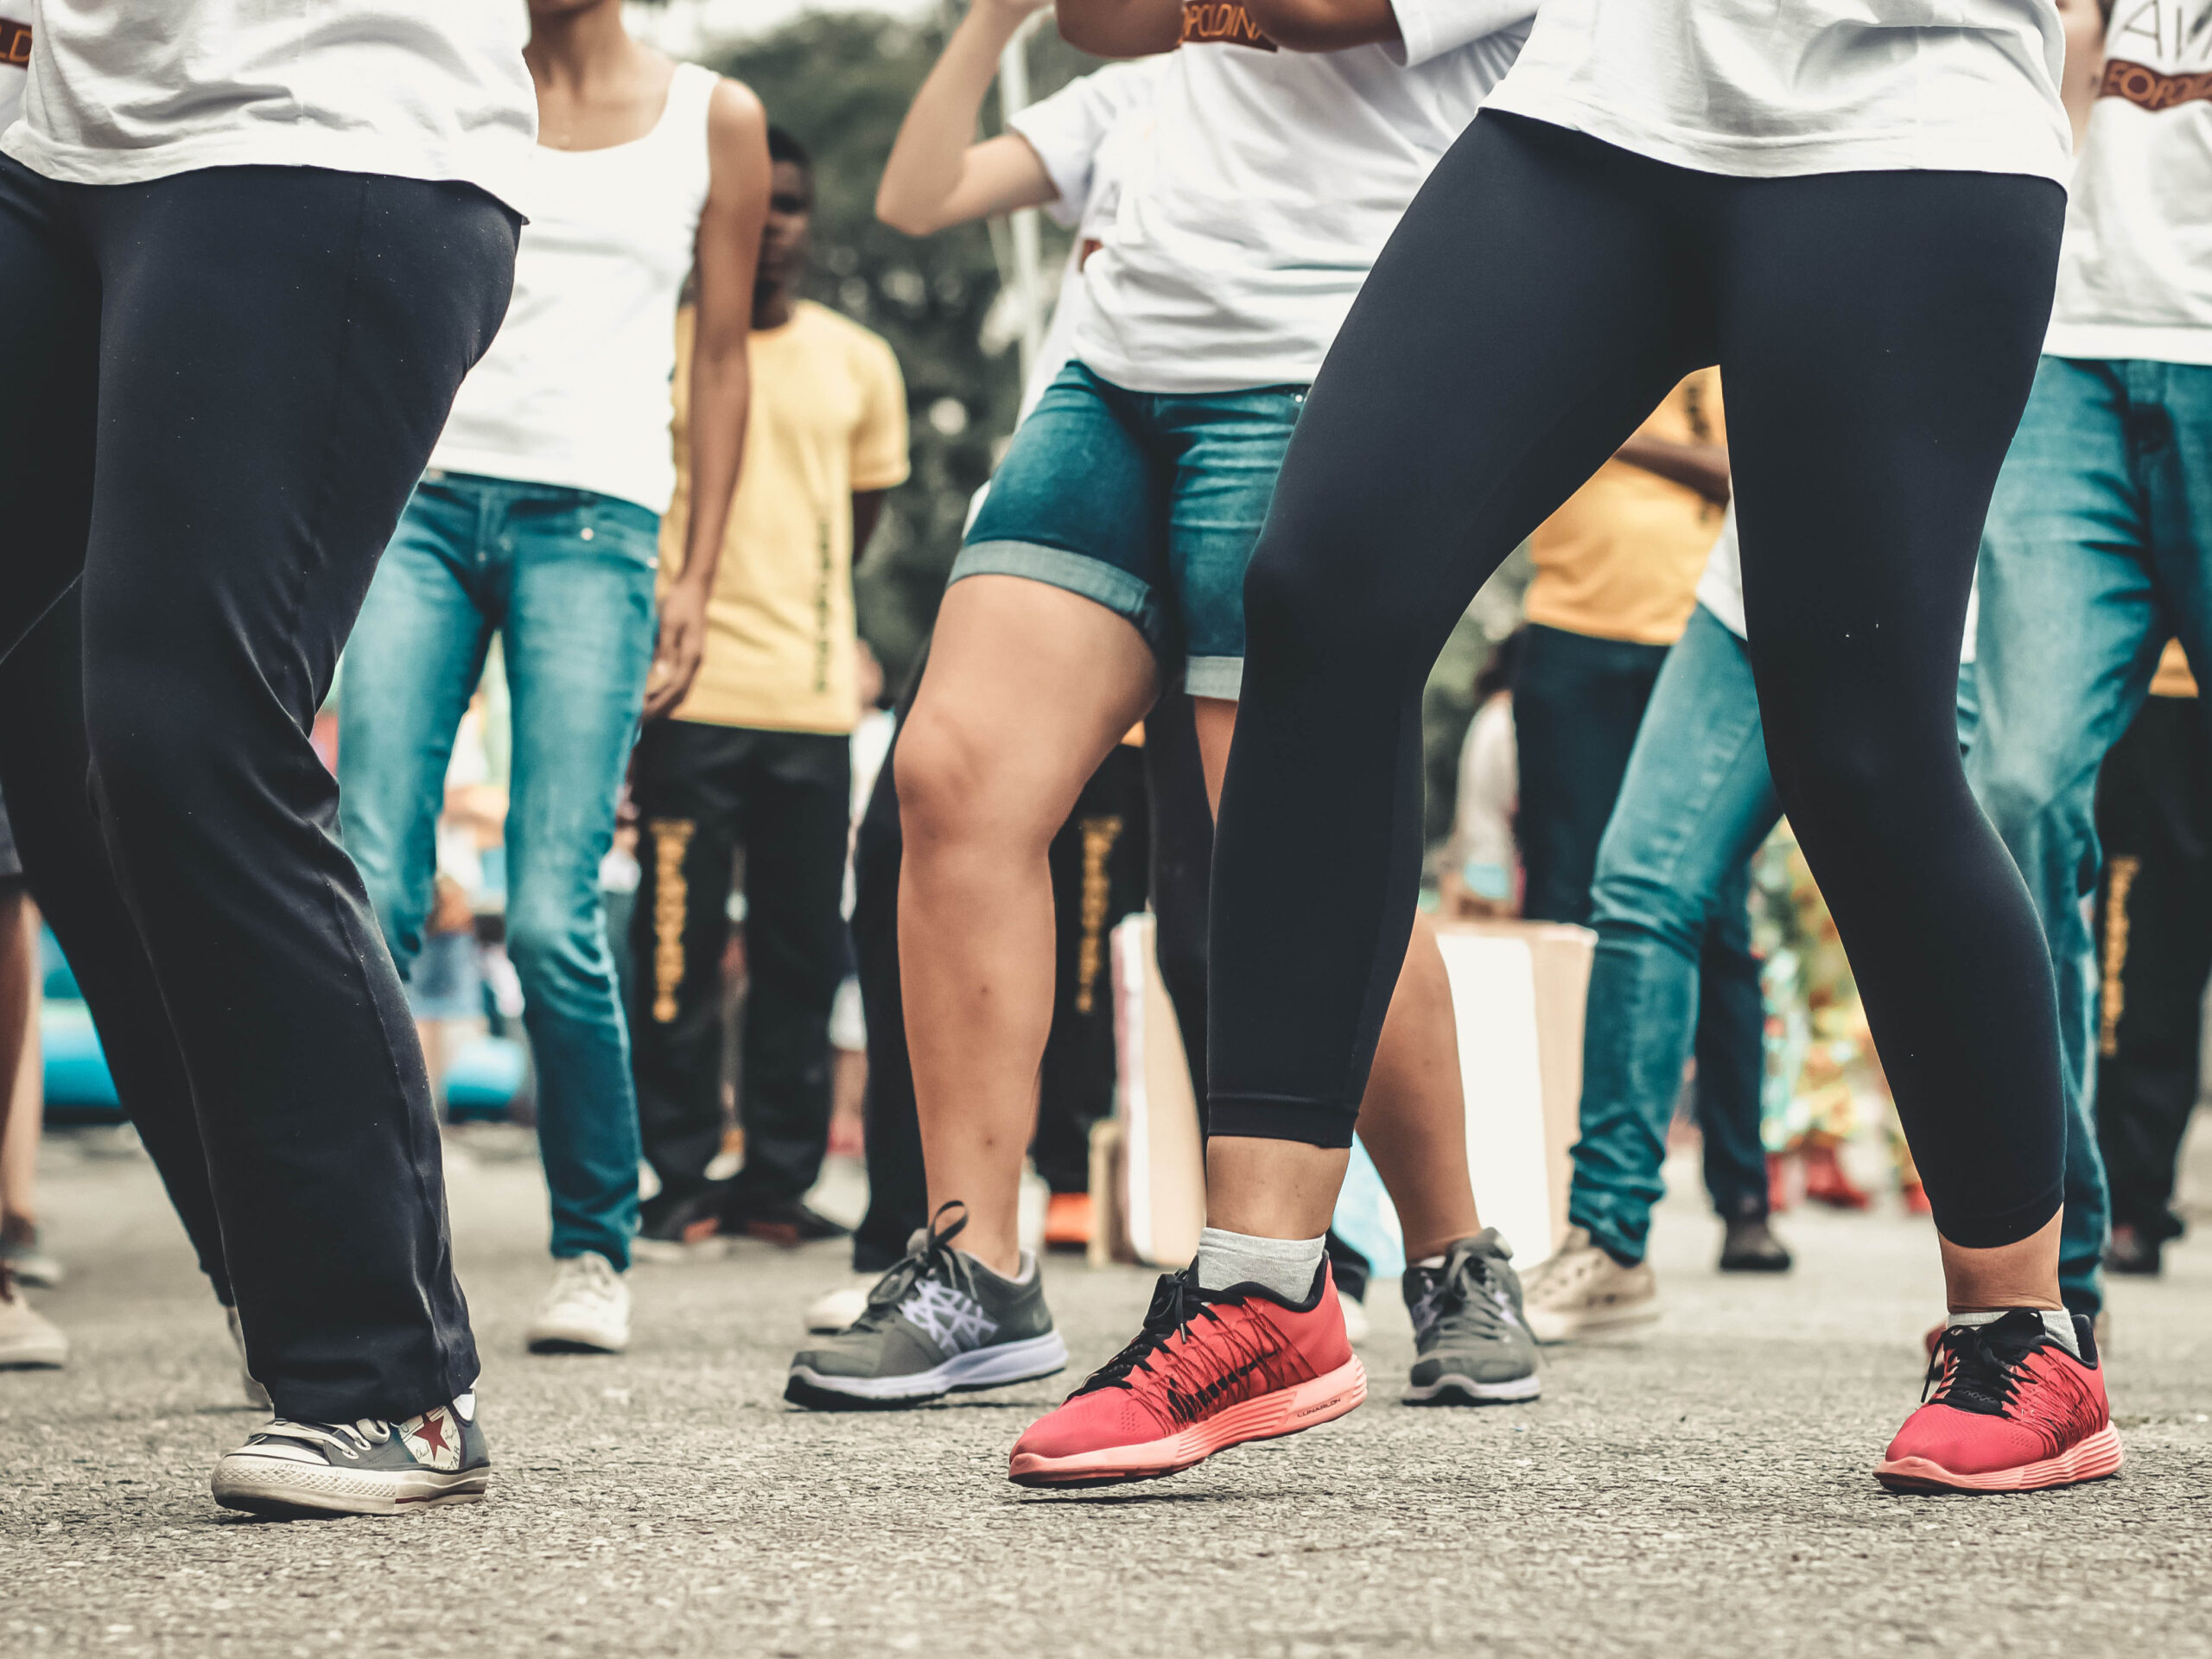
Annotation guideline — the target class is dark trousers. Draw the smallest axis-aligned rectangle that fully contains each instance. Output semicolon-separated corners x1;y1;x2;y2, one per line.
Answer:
1516;620;1769;1220
0;156;518;1421
629;719;852;1217
1035;746;1152;1193
2094;693;2212;1243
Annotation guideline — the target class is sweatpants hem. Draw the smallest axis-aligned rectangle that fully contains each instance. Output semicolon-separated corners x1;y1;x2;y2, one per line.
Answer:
1209;1096;1360;1150
1929;1182;2064;1250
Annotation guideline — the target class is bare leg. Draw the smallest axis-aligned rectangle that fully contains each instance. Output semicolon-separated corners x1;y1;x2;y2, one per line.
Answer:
1200;702;1478;1256
1942;1211;2063;1313
898;576;1157;1275
0;894;37;1233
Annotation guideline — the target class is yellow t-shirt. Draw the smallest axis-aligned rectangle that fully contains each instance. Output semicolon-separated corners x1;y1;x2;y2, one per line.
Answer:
1522;368;1727;647
662;300;910;734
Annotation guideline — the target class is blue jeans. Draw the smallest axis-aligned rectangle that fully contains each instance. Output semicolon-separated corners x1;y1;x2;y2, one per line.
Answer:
957;361;1305;698
1569;611;2031;1283
340;472;660;1269
1968;355;2212;1314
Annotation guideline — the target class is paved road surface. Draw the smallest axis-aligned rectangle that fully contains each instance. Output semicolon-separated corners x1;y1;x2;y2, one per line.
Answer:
5;1124;2209;1659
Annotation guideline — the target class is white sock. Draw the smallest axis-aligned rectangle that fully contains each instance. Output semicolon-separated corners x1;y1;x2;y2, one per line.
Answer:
1948;1307;2079;1359
964;1249;1037;1287
1194;1227;1326;1302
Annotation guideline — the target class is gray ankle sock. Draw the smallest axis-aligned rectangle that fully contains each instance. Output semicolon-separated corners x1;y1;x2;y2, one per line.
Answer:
1193;1227;1326;1302
1948;1307;2079;1358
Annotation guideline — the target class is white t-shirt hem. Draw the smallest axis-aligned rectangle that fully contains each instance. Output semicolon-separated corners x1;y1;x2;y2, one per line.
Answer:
1070;346;1319;398
2042;324;2212;370
0;124;530;216
1479;88;2070;186
427;444;674;519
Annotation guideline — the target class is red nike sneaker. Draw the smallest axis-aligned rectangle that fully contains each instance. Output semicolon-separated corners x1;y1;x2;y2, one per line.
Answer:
1007;1262;1365;1488
1877;1309;2121;1494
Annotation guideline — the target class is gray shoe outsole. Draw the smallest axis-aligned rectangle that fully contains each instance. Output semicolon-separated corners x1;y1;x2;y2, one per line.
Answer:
211;1460;491;1519
1402;1371;1542;1406
785;1330;1069;1411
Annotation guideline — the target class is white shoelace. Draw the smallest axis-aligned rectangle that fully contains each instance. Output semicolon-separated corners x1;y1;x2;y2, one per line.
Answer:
261;1419;391;1460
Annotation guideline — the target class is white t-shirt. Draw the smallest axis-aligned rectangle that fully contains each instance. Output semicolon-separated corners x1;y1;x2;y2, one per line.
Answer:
1695;504;1976;664
1008;58;1163;419
1485;0;2071;185
433;64;718;514
2044;0;2212;365
0;14;26;133
0;1;536;214
1076;0;1535;394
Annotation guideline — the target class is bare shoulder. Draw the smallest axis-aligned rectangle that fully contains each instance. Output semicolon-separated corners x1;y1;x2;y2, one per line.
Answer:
707;75;767;142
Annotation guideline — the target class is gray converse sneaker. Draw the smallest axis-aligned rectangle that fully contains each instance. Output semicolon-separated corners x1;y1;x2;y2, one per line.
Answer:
785;1203;1067;1409
211;1394;491;1517
1519;1225;1659;1344
1402;1230;1541;1404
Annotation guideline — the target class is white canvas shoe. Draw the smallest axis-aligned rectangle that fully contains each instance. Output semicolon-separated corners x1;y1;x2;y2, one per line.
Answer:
524;1253;631;1354
0;1267;67;1369
802;1274;878;1334
1518;1227;1659;1344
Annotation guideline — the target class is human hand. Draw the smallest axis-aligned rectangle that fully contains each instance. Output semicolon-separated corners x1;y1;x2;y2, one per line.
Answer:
643;581;711;719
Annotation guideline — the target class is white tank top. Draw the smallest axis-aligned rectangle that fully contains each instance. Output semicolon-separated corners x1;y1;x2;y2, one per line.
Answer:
433;60;717;514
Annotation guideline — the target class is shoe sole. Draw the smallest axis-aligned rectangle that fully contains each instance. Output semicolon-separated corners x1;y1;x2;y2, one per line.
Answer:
1716;1258;1792;1274
0;1345;67;1369
524;1325;629;1355
1524;1300;1660;1345
1007;1357;1367;1488
211;1459;492;1518
785;1330;1069;1410
1873;1424;2124;1494
1402;1370;1541;1406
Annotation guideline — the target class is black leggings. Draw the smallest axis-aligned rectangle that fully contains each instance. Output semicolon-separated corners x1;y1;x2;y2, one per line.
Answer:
1211;112;2069;1250
0;156;517;1419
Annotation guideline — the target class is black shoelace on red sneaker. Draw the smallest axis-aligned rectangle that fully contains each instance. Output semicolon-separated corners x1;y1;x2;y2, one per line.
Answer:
1923;1313;2050;1417
1071;1270;1291;1424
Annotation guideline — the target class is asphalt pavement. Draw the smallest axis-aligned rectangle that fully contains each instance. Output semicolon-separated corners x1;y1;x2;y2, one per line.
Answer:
4;1121;2209;1659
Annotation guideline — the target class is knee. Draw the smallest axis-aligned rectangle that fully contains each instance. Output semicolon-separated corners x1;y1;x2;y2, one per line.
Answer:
504;897;603;996
1242;516;1424;682
893;703;1057;855
1968;743;2089;858
1587;858;1707;960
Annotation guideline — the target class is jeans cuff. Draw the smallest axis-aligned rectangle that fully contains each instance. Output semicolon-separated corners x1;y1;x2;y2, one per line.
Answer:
1185;655;1244;700
950;540;1164;653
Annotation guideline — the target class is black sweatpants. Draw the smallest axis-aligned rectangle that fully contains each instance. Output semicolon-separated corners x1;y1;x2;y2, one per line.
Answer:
0;156;518;1420
2093;692;2212;1243
1212;112;2069;1251
628;719;852;1218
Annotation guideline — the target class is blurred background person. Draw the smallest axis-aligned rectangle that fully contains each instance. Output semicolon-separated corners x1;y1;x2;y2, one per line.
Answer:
2093;641;2210;1277
630;127;912;1251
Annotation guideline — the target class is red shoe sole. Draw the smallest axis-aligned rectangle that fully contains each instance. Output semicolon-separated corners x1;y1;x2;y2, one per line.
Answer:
1007;1357;1367;1489
1874;1423;2123;1494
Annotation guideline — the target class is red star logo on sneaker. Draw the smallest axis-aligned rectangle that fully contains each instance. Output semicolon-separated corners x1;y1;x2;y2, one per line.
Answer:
413;1412;451;1456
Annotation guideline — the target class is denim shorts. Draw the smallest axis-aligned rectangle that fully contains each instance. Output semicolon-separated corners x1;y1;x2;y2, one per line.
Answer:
955;361;1306;699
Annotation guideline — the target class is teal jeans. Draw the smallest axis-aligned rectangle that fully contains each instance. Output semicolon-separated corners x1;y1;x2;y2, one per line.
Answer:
340;471;659;1269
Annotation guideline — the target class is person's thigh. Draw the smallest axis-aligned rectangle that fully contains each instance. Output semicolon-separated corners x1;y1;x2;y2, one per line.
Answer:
1720;165;2073;1247
1209;111;1704;1129
1159;385;1305;701
499;489;661;982
0;157;99;656
337;482;496;975
1969;359;2164;862
957;363;1172;658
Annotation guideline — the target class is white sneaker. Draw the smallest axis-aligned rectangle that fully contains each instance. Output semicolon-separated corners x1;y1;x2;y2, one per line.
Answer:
802;1274;877;1334
1519;1227;1659;1344
226;1303;274;1410
525;1253;631;1354
1339;1293;1372;1346
0;1268;67;1369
